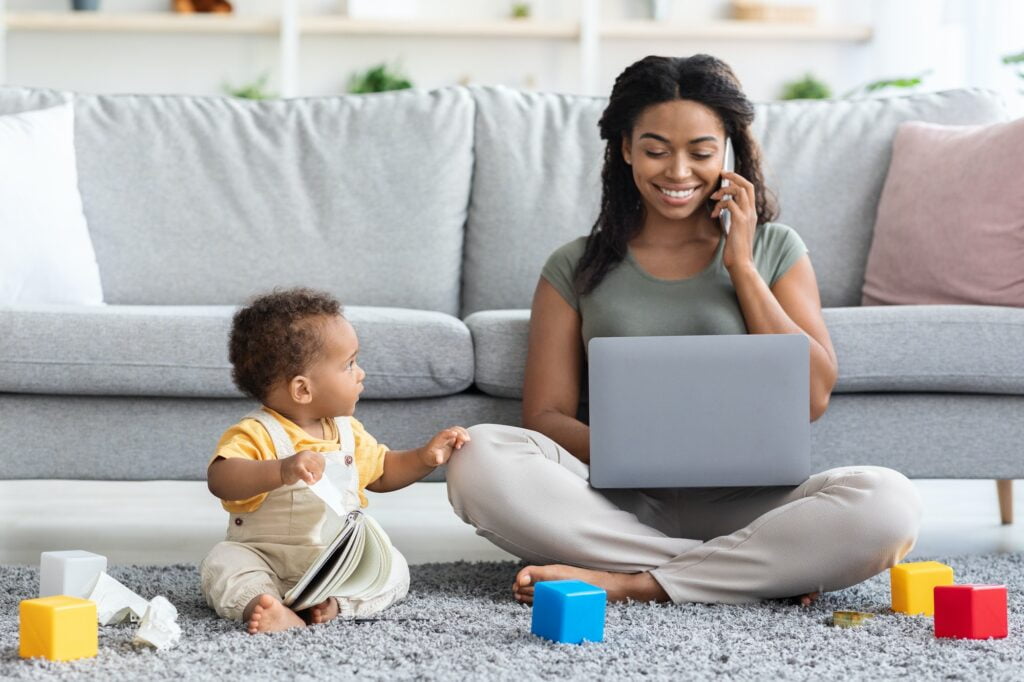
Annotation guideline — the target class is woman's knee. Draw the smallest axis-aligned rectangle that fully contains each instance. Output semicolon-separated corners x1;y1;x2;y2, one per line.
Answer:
447;424;504;485
446;424;518;513
845;467;923;561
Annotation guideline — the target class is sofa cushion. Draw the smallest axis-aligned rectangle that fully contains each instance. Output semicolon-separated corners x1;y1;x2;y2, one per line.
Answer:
0;102;104;306
464;310;530;399
0;86;474;315
462;86;1007;315
0;305;473;399
862;118;1024;307
824;305;1024;393
467;305;1024;398
0;393;521;481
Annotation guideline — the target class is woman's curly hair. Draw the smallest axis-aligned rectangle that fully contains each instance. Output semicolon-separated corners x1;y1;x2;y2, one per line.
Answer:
576;54;779;295
229;288;344;402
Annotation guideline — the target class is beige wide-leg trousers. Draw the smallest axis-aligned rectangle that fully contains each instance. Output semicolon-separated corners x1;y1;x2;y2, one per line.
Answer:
446;424;922;604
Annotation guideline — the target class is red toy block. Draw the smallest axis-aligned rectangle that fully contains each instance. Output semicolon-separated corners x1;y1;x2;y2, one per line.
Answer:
934;584;1008;639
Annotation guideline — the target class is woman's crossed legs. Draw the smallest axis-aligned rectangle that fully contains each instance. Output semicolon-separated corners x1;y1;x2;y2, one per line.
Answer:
446;424;921;605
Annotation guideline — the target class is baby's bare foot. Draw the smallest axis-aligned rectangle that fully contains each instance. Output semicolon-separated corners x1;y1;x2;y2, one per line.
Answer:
244;594;306;634
309;597;339;625
512;564;668;604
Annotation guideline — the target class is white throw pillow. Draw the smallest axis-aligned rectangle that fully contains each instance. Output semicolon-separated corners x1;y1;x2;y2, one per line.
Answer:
0;102;104;305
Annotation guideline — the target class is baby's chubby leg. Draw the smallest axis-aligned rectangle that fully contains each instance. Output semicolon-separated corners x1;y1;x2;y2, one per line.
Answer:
201;541;303;632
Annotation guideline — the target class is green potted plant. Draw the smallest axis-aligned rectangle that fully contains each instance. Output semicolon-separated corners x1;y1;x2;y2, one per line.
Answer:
779;74;831;100
511;2;531;19
223;73;275;100
347;63;413;94
1003;50;1024;93
841;71;930;98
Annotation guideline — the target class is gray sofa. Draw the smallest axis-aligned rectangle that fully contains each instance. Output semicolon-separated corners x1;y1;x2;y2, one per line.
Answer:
1;85;1020;521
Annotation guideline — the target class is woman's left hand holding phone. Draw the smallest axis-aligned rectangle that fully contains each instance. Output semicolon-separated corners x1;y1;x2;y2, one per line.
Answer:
711;170;757;273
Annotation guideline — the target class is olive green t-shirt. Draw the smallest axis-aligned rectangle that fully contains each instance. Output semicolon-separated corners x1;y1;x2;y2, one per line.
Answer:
541;223;808;352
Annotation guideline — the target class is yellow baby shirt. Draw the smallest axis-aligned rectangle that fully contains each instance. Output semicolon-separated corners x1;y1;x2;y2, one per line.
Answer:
209;407;388;513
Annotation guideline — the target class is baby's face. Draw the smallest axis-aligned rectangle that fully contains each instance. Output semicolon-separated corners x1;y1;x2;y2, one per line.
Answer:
307;315;365;417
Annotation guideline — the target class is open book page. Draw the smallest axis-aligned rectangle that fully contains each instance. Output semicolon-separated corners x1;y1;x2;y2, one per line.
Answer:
283;514;360;610
283;511;394;612
323;514;392;600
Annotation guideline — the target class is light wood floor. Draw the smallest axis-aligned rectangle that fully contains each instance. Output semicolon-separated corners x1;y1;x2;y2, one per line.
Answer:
0;479;1020;565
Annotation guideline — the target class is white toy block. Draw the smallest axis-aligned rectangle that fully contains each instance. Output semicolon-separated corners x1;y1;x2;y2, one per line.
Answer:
39;551;107;599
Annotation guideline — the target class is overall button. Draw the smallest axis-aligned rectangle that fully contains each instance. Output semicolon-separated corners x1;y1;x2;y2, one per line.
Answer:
234;518;243;526
345;455;353;466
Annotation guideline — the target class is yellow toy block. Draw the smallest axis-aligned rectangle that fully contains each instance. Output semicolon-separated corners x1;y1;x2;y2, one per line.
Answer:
890;561;954;616
19;596;98;662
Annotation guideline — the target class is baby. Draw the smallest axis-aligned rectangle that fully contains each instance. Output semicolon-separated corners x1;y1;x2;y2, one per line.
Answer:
200;288;470;634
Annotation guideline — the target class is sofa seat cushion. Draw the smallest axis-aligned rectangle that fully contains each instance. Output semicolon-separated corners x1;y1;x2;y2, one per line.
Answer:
824;305;1024;393
465;310;530;398
0;305;473;399
467;305;1024;398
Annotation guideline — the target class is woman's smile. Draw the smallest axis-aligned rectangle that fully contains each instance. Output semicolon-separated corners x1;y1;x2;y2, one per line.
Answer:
654;182;702;206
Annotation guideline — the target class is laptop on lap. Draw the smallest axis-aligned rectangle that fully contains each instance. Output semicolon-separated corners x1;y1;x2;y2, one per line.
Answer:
588;334;810;488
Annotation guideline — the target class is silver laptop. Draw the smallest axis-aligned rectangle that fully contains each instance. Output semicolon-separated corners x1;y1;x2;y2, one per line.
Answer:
588;334;810;488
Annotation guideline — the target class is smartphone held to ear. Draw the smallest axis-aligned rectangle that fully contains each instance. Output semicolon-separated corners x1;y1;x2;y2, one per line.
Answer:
719;137;734;235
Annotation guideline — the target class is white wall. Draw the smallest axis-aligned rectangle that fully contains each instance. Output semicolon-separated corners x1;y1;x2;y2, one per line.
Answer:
1;0;1022;111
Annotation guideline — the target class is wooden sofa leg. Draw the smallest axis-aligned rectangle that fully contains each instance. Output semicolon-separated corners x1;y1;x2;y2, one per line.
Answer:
997;479;1013;525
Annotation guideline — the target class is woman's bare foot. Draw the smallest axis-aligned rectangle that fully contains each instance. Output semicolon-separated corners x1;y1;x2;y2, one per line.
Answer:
243;594;306;634
513;564;668;604
796;591;820;607
308;597;339;625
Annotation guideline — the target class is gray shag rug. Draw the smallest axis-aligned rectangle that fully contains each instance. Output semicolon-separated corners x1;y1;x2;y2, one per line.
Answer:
1;555;1021;680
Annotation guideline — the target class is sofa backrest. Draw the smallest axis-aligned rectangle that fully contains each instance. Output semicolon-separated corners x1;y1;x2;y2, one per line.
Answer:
462;86;1007;314
0;87;475;315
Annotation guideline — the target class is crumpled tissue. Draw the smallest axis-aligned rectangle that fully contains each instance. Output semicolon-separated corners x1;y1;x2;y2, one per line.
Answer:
132;596;182;650
87;572;151;625
86;571;182;650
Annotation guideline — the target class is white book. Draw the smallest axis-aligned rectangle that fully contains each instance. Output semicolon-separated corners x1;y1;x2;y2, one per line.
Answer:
283;510;393;612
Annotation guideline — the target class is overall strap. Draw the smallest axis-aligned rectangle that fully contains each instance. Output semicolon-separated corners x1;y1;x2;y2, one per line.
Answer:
245;409;296;460
333;416;356;454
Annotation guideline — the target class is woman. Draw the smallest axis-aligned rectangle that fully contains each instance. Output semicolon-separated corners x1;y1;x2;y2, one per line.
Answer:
447;55;921;605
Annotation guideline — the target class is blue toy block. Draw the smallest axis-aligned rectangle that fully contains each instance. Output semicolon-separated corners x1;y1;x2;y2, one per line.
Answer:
530;579;606;644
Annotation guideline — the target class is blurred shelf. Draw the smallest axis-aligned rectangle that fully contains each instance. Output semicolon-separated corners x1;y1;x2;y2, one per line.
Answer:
4;11;278;34
2;12;577;39
601;20;872;42
3;12;871;42
299;17;579;39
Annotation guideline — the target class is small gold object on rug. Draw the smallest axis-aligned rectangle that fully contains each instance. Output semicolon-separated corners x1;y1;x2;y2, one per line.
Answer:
831;611;875;628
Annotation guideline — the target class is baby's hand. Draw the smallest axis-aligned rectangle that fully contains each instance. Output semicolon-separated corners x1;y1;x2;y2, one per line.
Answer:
280;449;325;486
419;426;471;467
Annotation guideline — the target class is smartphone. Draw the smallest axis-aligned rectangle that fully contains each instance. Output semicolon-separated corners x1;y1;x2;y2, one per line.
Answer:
719;137;735;235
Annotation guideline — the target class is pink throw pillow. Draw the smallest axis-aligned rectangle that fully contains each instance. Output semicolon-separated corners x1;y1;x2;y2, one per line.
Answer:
862;117;1024;307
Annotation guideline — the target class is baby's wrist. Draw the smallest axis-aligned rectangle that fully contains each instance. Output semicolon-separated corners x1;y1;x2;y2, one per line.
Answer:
417;447;437;469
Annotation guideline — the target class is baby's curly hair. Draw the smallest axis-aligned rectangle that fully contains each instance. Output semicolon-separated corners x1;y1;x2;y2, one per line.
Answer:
229;288;344;402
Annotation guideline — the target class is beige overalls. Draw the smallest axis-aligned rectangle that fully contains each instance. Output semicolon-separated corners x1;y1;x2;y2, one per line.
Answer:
201;409;410;621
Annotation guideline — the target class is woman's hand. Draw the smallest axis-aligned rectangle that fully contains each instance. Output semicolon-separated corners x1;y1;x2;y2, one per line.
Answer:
418;426;471;467
280;449;326;486
710;170;758;273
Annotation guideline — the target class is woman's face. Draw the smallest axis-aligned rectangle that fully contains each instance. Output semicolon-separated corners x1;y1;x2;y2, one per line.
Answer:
622;99;727;225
